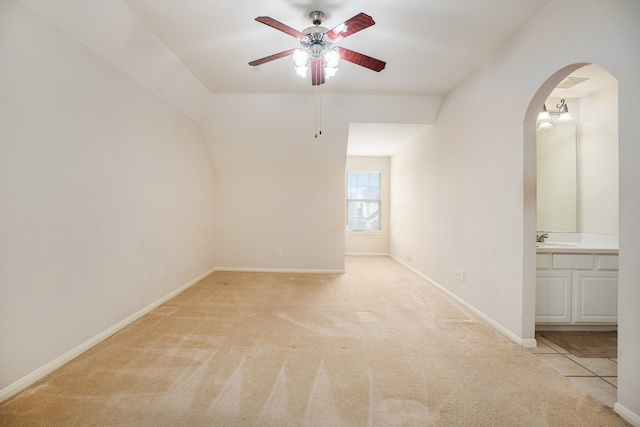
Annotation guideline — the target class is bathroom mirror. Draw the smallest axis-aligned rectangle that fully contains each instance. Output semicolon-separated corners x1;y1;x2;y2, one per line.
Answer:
537;123;577;232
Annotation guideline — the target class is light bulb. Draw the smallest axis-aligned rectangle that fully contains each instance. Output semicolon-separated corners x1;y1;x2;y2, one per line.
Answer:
295;65;308;78
323;48;340;68
324;66;338;79
292;49;309;67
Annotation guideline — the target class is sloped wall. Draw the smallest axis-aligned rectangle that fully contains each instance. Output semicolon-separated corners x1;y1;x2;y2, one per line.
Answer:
0;1;217;394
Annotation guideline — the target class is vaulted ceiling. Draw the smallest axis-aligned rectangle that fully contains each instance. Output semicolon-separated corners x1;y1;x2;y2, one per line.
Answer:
124;0;554;95
19;0;554;157
22;0;553;99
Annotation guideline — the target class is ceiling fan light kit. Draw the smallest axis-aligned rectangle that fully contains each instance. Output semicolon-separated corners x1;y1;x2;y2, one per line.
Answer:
249;11;386;86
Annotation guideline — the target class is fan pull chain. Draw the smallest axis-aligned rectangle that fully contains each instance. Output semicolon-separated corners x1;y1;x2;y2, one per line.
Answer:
315;86;322;138
319;92;322;136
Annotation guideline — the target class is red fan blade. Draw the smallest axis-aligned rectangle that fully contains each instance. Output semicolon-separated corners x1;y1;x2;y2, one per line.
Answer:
339;48;386;72
325;13;375;42
249;49;296;66
255;16;307;40
311;59;325;86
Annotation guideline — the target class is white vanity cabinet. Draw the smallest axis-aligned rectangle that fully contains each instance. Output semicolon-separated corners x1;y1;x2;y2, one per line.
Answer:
574;270;618;323
536;270;572;323
535;252;618;325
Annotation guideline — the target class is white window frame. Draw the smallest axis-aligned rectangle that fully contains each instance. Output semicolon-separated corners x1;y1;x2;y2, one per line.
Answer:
346;170;381;232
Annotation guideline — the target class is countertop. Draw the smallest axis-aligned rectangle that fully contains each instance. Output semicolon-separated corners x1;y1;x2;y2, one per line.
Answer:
536;242;618;254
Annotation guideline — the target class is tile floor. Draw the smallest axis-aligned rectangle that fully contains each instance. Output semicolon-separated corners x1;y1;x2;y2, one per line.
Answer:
529;333;617;408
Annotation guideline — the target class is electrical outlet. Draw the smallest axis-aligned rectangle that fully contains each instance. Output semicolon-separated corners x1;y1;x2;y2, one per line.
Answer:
276;248;282;256
456;269;465;282
160;267;166;279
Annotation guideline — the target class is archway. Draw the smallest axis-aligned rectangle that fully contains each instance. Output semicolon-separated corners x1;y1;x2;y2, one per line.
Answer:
524;62;620;406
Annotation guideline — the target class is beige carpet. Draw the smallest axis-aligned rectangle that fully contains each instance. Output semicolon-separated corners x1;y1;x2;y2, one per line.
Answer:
0;256;627;426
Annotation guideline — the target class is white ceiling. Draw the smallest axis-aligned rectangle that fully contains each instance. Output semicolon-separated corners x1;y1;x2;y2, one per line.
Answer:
119;0;551;96
347;123;432;156
549;64;617;99
21;0;559;157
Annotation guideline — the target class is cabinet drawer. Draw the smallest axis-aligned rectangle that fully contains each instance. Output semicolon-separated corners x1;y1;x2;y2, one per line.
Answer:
536;254;551;269
552;254;594;269
597;255;619;270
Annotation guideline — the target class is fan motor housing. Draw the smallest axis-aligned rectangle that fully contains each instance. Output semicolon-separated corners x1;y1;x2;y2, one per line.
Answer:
300;26;332;53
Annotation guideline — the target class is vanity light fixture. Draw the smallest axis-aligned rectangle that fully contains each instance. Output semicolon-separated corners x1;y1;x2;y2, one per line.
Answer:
537;104;553;131
556;99;573;122
537;98;573;131
537;104;551;122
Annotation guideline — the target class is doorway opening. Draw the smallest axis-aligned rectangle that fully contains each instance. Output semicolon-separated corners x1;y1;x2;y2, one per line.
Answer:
526;63;619;408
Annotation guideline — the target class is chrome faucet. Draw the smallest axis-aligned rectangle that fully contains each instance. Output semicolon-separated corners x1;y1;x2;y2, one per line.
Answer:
536;233;548;243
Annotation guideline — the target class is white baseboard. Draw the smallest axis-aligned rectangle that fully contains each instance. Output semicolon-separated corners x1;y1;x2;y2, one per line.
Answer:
615;403;640;427
0;267;215;404
215;267;345;274
390;255;537;348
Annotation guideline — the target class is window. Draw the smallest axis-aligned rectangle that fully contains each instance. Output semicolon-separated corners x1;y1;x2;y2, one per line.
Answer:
346;171;381;231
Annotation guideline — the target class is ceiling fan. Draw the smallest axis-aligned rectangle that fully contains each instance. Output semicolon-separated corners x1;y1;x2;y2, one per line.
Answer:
249;11;386;86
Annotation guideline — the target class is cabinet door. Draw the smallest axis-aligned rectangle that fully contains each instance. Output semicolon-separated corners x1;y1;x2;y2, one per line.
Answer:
574;271;618;323
536;271;572;323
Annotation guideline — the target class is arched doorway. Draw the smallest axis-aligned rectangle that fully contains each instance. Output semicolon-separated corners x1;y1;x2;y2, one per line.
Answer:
524;63;619;407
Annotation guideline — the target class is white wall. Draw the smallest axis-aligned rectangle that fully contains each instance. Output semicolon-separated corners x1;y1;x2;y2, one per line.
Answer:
201;94;439;272
213;171;346;271
345;156;390;255
578;83;619;236
390;0;640;421
19;0;212;122
390;129;434;267
0;0;216;395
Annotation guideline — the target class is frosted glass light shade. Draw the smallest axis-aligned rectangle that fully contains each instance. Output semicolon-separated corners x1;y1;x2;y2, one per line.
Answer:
292;49;310;67
557;105;573;122
323;48;340;68
537;111;551;121
295;65;308;77
324;66;338;78
537;104;551;122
